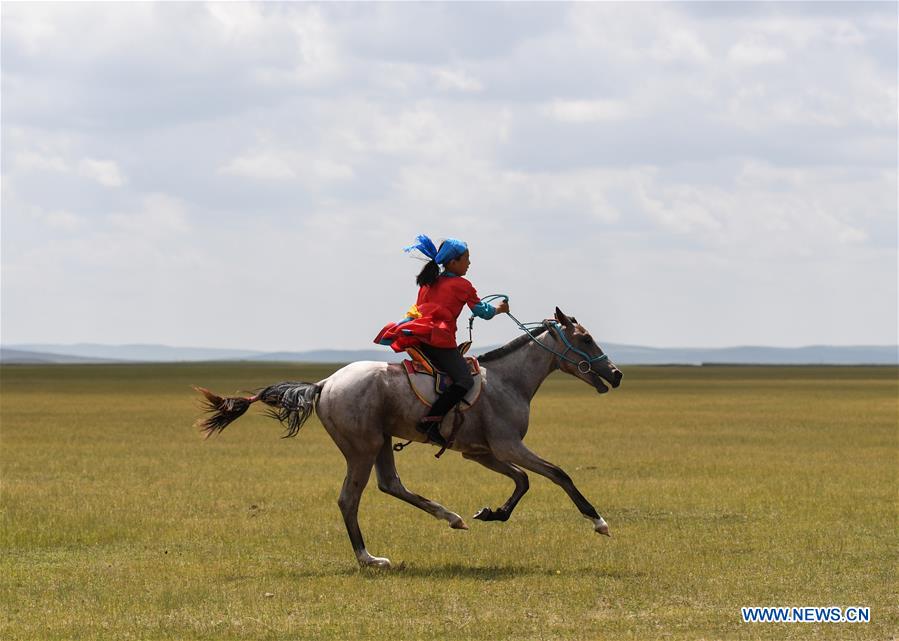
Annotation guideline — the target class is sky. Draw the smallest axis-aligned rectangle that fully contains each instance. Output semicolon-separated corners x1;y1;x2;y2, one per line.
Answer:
1;2;896;352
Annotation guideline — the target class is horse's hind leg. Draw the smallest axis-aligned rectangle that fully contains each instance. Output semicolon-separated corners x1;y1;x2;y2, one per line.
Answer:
463;452;529;522
338;445;392;568
493;440;610;536
375;440;468;530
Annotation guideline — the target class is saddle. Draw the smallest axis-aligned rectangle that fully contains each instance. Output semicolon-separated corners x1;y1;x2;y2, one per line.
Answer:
401;341;484;410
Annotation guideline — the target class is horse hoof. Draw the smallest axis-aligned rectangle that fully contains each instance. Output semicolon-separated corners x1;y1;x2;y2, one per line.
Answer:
358;553;392;569
474;508;510;522
450;516;469;530
594;518;611;537
473;507;492;521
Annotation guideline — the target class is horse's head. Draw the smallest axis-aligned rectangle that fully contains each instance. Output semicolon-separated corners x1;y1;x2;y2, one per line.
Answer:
548;307;623;394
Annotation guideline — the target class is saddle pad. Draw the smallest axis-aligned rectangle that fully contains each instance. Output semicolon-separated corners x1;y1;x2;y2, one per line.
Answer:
402;358;484;410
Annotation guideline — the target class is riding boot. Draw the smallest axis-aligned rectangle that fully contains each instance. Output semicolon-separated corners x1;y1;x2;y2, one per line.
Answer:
416;384;469;446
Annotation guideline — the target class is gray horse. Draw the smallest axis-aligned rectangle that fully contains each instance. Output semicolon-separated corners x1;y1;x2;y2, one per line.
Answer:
195;308;622;568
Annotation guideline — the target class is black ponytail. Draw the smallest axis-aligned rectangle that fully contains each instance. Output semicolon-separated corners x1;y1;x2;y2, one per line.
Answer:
416;260;440;286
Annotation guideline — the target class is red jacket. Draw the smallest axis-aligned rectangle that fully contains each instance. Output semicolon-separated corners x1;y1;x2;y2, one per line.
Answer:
374;275;482;352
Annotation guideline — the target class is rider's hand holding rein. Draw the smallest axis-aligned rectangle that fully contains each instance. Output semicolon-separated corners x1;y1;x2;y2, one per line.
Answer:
494;300;510;315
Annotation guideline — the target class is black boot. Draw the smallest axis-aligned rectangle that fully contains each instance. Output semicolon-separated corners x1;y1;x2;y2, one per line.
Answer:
416;384;469;446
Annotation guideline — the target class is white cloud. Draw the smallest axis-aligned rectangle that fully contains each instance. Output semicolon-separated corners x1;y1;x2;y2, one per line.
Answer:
253;6;343;87
205;2;265;41
635;177;724;236
433;68;483;93
728;38;786;64
12;149;124;186
630;162;878;255
1;3;61;56
650;27;711;63
43;210;84;232
1;2;895;349
545;99;631;123
14;151;68;173
821;212;867;245
327;102;487;160
371;108;455;156
220;148;354;183
107;194;190;236
77;158;125;187
220;151;296;181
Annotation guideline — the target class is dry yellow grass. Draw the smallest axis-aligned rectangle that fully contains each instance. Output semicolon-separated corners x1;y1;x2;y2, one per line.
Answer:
1;363;896;640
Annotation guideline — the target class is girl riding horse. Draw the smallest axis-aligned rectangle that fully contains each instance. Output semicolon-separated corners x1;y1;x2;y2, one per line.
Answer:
374;235;509;446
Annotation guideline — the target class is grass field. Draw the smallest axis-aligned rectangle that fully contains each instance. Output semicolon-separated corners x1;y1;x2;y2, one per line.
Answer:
1;363;896;640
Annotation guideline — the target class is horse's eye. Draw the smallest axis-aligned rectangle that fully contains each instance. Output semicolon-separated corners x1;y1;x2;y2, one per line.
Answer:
584;336;593;345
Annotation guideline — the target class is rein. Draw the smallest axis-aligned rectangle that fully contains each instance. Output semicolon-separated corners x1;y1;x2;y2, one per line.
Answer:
471;295;609;374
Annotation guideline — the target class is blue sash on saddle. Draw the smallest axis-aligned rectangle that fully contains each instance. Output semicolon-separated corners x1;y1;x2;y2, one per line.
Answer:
401;342;484;409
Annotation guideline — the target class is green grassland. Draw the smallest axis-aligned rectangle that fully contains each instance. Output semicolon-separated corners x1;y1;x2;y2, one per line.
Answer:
1;363;896;640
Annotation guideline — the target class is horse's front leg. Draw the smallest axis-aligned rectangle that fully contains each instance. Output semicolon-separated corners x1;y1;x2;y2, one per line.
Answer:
462;451;529;522
338;447;392;568
492;440;610;536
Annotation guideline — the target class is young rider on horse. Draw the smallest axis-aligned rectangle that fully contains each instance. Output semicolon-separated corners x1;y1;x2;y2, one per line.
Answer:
374;235;510;446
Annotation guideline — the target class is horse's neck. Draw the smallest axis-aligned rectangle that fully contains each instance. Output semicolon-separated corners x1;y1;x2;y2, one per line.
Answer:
487;334;559;401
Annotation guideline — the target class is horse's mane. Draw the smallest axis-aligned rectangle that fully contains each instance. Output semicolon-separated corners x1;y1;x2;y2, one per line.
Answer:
477;325;549;363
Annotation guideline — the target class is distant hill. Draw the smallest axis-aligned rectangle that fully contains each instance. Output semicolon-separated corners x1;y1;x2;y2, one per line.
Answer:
247;349;406;363
1;343;406;364
1;342;895;365
595;343;898;366
4;343;261;362
0;348;121;364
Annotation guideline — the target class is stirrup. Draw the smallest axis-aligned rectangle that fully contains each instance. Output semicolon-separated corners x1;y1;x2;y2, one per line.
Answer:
416;416;447;446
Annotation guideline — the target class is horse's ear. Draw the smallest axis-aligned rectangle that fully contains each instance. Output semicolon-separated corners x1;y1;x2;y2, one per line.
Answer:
554;307;573;328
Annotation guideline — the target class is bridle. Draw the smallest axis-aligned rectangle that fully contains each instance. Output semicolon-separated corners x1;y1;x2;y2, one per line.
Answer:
471;295;610;375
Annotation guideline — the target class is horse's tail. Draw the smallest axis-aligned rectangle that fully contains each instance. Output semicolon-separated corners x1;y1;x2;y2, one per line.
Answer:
193;381;323;439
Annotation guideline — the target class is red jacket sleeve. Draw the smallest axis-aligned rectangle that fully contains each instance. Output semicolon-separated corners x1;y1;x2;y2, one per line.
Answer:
456;278;481;309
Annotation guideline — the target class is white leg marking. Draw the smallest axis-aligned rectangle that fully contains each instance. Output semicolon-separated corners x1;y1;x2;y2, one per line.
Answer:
357;550;392;568
586;514;611;537
448;512;469;530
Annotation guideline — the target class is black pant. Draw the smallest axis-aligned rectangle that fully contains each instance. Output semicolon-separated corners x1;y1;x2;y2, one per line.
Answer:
418;344;475;391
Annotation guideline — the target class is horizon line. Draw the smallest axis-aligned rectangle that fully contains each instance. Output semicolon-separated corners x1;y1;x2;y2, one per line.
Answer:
3;341;897;352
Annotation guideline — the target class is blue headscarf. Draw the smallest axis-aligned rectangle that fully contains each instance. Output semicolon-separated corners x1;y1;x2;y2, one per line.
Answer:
404;234;468;265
